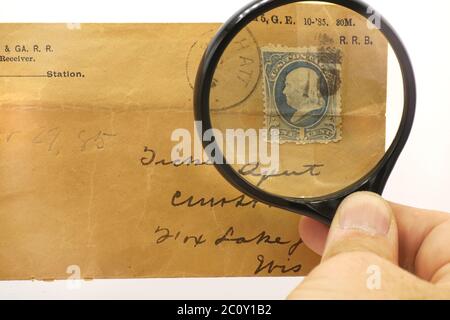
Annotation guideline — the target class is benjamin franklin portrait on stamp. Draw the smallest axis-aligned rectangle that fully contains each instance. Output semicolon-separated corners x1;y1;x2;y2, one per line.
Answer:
261;47;342;144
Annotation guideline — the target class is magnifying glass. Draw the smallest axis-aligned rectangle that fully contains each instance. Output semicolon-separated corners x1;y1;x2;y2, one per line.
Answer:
194;0;415;225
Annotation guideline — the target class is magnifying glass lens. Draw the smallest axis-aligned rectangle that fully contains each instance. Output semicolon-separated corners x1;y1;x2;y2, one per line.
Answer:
208;1;404;199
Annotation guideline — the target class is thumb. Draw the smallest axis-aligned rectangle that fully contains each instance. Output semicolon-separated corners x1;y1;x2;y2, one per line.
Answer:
322;192;399;265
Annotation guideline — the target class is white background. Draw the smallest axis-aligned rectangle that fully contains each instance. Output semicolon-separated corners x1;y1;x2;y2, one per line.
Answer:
0;0;449;300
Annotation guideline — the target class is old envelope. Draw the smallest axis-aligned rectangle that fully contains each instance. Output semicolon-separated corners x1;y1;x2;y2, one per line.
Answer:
0;10;386;280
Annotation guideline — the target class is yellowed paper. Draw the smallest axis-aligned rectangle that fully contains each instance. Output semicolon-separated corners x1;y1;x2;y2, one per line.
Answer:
0;23;322;280
0;12;386;280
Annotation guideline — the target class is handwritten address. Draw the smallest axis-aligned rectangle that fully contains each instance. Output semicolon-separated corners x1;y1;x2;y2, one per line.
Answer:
154;225;304;275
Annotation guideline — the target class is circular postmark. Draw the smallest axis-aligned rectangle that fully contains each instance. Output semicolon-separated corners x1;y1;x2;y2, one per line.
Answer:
274;61;329;128
186;28;261;111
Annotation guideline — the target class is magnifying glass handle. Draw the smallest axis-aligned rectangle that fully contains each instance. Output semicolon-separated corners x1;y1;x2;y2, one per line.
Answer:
304;199;345;225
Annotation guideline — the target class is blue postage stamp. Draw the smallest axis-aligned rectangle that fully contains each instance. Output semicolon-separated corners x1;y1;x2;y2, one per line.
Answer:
261;46;342;144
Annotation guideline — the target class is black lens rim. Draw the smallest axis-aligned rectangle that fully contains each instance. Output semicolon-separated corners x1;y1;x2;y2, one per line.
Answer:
194;0;416;225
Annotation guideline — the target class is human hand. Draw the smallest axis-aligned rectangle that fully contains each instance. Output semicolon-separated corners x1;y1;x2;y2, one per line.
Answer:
288;192;450;299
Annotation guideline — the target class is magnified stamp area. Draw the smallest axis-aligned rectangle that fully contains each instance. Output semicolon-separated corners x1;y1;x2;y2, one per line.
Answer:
261;46;342;144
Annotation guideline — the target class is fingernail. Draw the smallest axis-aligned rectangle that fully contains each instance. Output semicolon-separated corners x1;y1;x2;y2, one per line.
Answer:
339;193;391;236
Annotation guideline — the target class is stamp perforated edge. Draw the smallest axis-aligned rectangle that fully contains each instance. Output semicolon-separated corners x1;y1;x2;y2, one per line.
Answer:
260;44;342;145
